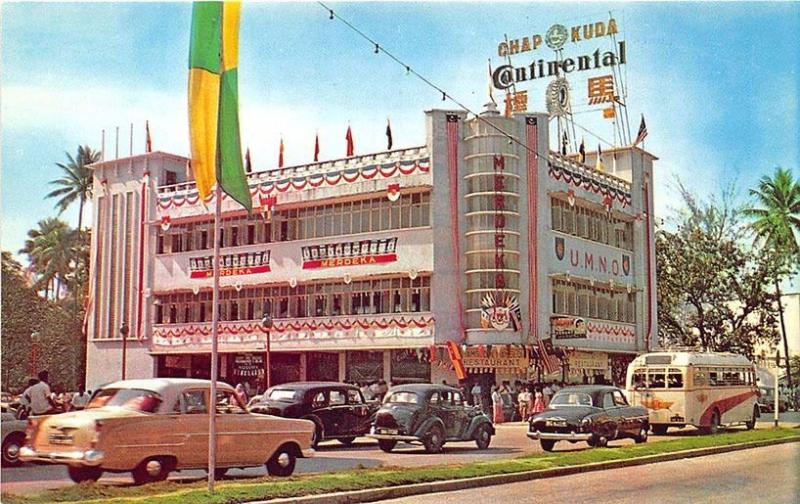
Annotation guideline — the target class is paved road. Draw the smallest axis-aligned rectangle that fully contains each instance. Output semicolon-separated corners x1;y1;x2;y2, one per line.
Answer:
2;416;797;496
379;443;800;504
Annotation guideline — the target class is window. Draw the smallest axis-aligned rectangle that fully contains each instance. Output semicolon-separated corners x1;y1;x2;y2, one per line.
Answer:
632;369;646;389
329;390;346;406
182;390;207;414
551;279;635;324
612;390;628;406
216;391;246;414
667;369;684;389
647;369;666;389
429;392;441;405
347;389;363;405
550;197;634;251
694;369;708;387
311;392;326;408
603;392;615;408
452;392;463;406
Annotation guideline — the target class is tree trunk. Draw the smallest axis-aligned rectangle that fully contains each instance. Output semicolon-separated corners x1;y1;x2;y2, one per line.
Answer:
77;197;84;233
774;279;793;404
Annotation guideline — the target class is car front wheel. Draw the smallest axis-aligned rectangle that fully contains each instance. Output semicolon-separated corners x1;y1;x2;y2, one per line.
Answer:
266;445;297;477
423;425;445;454
540;439;556;452
67;465;103;484
378;439;396;452
2;433;25;467
474;424;492;450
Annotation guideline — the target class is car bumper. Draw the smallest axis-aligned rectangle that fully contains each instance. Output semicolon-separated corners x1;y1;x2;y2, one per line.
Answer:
527;430;592;441
367;427;419;442
18;446;104;466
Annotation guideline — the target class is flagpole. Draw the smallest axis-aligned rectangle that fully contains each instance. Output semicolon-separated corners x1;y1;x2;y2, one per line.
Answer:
208;183;221;493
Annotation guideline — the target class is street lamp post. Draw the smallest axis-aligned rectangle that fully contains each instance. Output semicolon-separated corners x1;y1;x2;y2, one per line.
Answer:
262;314;273;390
30;331;41;377
120;322;130;380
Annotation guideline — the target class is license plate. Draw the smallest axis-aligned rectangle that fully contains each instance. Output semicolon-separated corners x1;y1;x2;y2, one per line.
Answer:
545;420;566;427
48;434;74;445
382;429;398;435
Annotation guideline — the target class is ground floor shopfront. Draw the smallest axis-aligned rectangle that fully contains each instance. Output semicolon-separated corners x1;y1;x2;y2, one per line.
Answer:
155;348;433;395
153;346;635;394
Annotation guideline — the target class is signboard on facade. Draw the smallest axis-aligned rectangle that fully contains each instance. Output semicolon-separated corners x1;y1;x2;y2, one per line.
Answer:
551;316;587;339
302;237;398;270
553;235;632;279
189;251;271;278
463;345;529;372
233;354;264;377
569;351;608;370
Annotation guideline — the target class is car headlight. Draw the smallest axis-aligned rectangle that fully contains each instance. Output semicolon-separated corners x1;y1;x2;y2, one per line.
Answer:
581;418;592;430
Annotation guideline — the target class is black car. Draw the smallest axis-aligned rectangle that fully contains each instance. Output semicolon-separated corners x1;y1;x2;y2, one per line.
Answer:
527;385;649;451
368;384;495;453
249;382;379;447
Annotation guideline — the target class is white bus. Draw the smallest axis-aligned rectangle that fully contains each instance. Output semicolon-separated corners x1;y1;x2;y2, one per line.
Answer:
626;351;760;435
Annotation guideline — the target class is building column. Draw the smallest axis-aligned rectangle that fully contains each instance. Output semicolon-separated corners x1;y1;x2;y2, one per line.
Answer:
383;350;392;383
299;352;307;381
338;351;346;382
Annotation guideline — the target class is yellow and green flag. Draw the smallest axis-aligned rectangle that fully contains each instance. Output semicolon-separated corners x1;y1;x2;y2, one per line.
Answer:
188;1;251;212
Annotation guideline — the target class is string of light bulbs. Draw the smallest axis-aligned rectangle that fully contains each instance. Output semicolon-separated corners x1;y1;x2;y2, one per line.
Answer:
318;1;621;162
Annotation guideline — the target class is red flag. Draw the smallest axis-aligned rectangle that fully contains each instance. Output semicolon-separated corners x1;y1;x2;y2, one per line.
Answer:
278;138;284;168
145;120;152;153
314;133;320;162
245;147;252;173
345;125;354;157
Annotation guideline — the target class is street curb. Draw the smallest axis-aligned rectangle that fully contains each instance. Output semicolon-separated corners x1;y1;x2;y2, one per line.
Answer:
258;436;800;504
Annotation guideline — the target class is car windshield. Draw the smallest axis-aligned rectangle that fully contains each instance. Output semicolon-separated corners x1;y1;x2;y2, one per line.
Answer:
549;391;594;407
267;389;298;401
385;391;419;404
87;388;163;413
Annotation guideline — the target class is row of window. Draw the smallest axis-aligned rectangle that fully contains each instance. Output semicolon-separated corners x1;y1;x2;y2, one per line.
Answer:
630;367;756;389
552;279;636;323
154;276;432;324
551;198;634;251
157;192;431;255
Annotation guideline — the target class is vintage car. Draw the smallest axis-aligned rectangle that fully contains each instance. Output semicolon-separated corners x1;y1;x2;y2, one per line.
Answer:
2;411;27;466
527;385;649;451
19;378;315;484
368;384;495;453
249;382;379;447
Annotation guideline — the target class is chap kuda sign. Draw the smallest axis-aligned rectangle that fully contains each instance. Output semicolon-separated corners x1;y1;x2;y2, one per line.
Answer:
491;17;626;91
302;237;398;270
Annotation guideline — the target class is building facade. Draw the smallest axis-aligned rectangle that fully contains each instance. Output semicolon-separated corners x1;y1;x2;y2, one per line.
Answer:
85;106;657;391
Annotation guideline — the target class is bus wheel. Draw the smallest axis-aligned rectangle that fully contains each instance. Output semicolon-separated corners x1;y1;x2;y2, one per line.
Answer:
745;406;758;430
651;425;668;436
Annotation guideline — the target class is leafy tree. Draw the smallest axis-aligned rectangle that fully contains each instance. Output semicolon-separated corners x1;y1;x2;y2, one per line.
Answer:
742;167;799;399
656;183;782;359
46;145;100;232
1;252;83;392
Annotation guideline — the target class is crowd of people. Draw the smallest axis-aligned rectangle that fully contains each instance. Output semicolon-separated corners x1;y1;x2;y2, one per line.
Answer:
456;379;567;424
12;370;93;418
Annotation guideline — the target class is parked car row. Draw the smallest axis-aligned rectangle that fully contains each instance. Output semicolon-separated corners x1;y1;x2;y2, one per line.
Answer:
12;379;709;484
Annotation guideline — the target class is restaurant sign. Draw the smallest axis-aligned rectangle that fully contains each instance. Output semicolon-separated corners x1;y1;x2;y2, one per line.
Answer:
568;351;608;371
302;237;398;270
463;345;530;372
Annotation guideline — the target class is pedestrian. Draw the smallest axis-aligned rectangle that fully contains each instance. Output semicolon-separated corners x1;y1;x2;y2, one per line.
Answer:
71;388;91;411
470;381;483;411
518;385;532;421
532;385;546;414
377;380;389;401
543;381;554;403
360;381;374;401
491;385;504;424
26;370;57;416
234;383;248;405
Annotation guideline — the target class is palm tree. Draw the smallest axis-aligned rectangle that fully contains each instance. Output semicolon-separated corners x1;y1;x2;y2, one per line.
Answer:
20;218;74;300
46;145;101;232
742;166;800;400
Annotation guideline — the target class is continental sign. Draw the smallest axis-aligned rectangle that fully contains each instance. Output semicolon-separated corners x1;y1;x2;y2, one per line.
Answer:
302;237;398;270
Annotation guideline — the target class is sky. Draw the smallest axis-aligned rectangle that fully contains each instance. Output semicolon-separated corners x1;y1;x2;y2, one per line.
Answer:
2;1;799;264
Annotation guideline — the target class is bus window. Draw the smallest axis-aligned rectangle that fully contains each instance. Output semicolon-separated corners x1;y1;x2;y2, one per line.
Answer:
647;369;666;389
694;369;708;387
709;370;719;386
667;369;683;389
632;369;646;389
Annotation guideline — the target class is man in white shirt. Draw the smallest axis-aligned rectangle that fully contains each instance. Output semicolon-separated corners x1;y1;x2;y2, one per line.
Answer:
71;389;91;410
26;371;57;415
470;382;483;411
